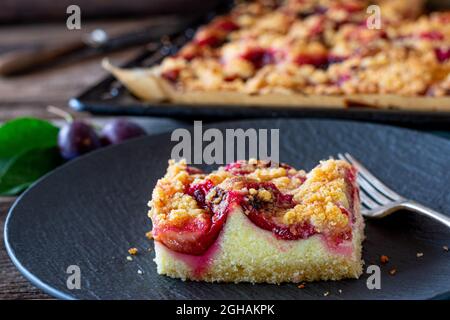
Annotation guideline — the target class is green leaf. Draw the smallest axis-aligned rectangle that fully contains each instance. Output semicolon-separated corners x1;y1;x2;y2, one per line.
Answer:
0;117;59;174
0;147;63;196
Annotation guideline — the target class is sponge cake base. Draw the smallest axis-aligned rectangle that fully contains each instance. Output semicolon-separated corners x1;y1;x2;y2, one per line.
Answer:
154;207;364;284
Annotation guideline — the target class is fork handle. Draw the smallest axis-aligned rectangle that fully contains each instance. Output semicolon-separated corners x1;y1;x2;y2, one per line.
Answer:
401;201;450;228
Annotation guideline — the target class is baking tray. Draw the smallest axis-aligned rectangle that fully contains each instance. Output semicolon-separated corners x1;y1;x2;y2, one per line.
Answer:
70;2;450;129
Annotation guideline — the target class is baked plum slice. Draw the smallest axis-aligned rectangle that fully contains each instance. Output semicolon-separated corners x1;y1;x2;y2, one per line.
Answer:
152;211;227;256
238;182;318;240
152;180;229;255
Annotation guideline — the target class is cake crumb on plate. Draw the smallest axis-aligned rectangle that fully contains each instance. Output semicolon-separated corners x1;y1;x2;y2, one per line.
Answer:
128;247;138;255
145;231;153;240
380;255;389;264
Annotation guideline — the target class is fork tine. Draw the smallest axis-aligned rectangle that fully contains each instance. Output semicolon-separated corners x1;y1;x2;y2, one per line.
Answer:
357;175;392;205
343;153;403;201
337;153;351;164
359;188;378;210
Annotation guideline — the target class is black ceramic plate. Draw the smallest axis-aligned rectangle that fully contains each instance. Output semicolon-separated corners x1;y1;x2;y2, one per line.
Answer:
4;119;450;299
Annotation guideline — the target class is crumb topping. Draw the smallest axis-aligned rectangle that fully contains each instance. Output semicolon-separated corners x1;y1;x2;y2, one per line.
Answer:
128;248;138;255
154;0;450;97
149;158;356;242
285;160;351;234
149;159;207;228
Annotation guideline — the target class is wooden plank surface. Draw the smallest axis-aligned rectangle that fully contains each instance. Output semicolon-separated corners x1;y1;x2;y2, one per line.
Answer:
0;19;159;299
0;198;53;299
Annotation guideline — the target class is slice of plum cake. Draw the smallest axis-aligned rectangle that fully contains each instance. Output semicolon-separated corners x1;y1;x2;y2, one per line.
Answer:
148;158;364;283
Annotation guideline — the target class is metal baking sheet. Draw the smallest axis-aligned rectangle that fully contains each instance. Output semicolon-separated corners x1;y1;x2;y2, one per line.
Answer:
69;1;450;129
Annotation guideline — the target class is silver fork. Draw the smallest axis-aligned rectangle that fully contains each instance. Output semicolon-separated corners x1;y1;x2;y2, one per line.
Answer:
337;152;450;228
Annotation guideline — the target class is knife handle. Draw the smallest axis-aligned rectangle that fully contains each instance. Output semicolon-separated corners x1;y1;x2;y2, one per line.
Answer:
0;40;86;76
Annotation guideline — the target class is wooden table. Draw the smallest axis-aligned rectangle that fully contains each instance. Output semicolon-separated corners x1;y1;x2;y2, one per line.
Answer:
0;19;158;300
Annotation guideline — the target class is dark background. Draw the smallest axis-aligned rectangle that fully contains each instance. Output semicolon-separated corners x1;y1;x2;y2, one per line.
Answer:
0;0;221;23
1;0;450;23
